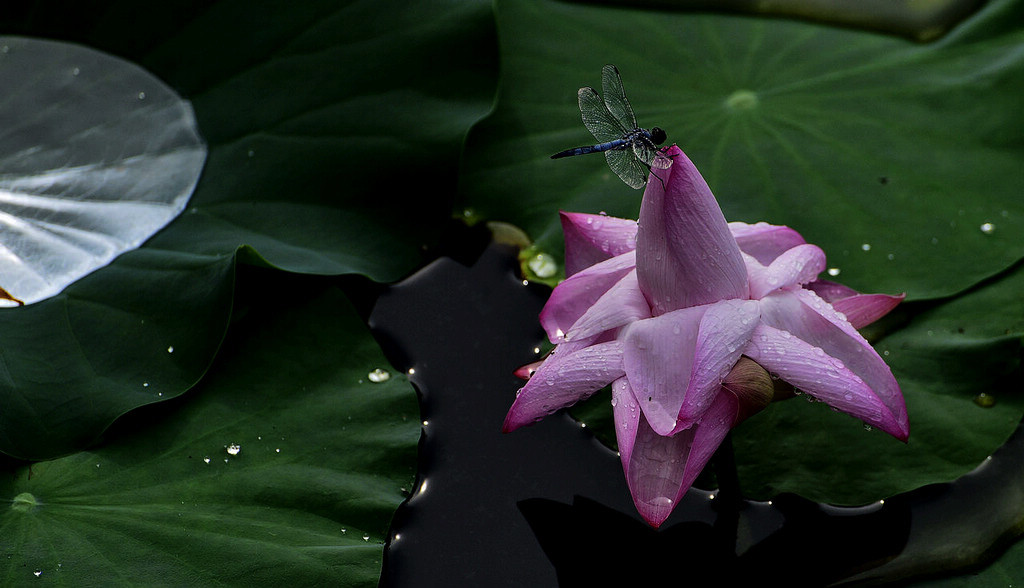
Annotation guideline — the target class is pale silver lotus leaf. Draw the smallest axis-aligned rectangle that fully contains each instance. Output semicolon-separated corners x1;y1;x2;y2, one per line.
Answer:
0;37;206;304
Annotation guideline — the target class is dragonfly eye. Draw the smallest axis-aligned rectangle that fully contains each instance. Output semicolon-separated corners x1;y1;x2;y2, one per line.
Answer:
650;127;667;145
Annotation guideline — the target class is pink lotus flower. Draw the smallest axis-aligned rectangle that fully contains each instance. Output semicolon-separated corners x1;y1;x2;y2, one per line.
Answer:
503;145;908;528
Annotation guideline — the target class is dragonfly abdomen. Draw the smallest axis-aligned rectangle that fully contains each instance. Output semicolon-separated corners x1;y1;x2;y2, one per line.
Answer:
551;138;630;159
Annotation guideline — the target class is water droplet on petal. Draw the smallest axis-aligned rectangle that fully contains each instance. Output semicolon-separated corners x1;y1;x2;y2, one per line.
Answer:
649;496;673;507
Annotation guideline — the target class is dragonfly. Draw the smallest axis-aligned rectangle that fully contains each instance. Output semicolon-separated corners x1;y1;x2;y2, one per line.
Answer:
551;64;668;189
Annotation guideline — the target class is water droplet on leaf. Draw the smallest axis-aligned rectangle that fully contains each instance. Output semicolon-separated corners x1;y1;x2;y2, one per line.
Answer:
367;368;390;383
527;253;558;278
973;392;996;408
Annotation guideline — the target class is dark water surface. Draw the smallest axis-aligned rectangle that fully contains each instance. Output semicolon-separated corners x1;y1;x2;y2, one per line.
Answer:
370;241;1024;587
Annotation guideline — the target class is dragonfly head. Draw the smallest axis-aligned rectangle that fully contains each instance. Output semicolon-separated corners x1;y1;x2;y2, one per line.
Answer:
650;127;667;146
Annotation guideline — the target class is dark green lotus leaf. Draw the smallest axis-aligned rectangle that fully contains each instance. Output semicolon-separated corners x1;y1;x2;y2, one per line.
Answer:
139;0;498;282
0;0;495;459
911;539;1024;587
0;287;419;585
459;0;1024;300
5;0;496;283
0;249;235;461
565;0;986;41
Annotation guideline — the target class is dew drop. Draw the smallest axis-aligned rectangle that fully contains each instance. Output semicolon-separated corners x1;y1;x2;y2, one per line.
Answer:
980;222;995;234
167;346;174;353
367;368;390;383
527;253;558;278
203;456;211;464
137;91;146;100
33;570;41;578
648;496;674;507
973;392;996;408
861;243;871;251
226;443;241;456
362;534;371;542
827;267;840;277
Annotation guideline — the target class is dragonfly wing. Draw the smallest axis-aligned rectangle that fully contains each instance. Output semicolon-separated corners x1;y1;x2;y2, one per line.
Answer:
632;142;658;167
601;64;639;133
605;149;647;189
578;86;625;143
